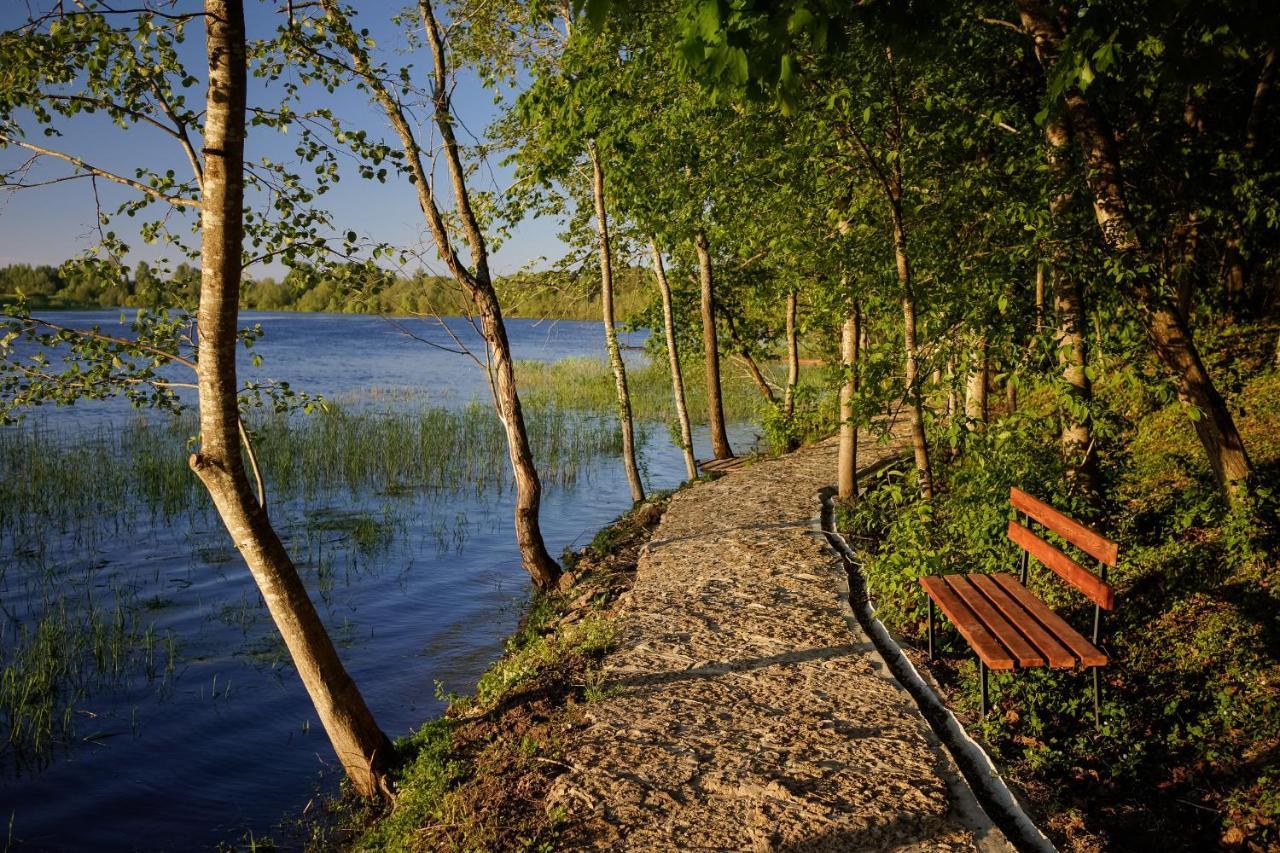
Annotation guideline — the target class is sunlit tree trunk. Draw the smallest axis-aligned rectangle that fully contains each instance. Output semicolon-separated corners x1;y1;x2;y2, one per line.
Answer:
325;0;561;588
650;239;697;480
1015;0;1253;504
191;0;391;799
892;209;934;500
784;288;800;421
1044;112;1099;498
965;334;988;427
694;230;733;460
1035;263;1046;333
857;47;933;500
590;144;643;503
837;303;861;500
946;353;958;421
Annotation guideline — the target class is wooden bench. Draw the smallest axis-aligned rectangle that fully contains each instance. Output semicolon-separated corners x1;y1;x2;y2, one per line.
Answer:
919;487;1119;726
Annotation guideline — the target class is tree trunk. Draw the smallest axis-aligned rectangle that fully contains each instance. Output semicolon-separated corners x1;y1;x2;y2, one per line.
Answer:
1035;263;1046;333
1245;47;1276;154
1015;0;1254;503
694;230;733;460
589;145;644;503
1055;271;1099;498
964;334;989;427
946;353;957;420
476;290;562;588
783;288;800;419
837;303;861;501
192;0;392;799
892;210;934;500
1044;111;1099;498
327;0;562;587
650;239;697;481
724;309;776;404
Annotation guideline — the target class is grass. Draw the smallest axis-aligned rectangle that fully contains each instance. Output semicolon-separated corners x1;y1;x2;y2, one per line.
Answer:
516;356;776;426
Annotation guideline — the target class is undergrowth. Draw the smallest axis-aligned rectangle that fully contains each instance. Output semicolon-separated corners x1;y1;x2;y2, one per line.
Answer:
838;337;1280;851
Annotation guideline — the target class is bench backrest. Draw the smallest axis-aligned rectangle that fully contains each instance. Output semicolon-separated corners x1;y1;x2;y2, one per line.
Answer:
1008;488;1118;610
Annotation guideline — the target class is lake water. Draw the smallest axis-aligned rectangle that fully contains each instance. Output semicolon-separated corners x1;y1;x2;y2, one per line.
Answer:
0;311;758;851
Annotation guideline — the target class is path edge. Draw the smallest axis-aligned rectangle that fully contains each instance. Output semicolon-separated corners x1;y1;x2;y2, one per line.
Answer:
817;483;1058;853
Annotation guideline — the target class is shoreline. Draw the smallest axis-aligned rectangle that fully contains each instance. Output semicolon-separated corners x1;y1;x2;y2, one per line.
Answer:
307;493;674;851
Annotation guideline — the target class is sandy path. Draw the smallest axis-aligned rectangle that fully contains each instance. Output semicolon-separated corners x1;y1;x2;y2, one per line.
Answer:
547;437;1012;852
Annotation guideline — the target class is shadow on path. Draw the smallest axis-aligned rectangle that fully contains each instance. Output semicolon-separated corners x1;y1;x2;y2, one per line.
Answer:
610;644;867;690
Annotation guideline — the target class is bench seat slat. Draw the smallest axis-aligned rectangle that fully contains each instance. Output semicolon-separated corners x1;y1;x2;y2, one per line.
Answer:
920;576;1015;670
944;575;1045;668
968;574;1078;669
991;573;1108;668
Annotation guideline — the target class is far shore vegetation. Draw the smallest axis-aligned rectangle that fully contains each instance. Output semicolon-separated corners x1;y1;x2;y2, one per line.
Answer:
0;261;652;323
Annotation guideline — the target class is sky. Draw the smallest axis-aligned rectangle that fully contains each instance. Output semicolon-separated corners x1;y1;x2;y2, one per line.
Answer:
0;1;570;278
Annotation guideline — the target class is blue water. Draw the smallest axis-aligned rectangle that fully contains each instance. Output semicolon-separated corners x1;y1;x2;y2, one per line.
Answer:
0;311;759;851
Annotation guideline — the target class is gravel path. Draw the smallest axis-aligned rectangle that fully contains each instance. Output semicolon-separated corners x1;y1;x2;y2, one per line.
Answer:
547;437;1013;852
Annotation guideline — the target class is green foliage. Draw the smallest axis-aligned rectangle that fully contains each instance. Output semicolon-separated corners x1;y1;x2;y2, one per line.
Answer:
759;385;837;452
352;720;463;852
0;262;652;322
473;617;616;709
845;362;1280;846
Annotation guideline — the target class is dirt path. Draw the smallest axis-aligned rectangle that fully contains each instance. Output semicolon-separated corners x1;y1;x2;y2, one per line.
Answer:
547;437;1013;851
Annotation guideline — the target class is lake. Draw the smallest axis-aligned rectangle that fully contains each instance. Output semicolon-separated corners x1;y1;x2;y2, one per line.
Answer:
0;311;758;851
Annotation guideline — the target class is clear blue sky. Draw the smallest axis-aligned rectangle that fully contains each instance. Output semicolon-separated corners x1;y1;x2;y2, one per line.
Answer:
0;2;568;278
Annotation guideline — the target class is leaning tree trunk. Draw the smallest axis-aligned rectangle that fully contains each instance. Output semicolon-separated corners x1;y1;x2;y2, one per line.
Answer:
190;0;392;799
724;310;776;404
650;239;697;480
1015;0;1254;504
694;230;733;460
784;289;800;419
891;208;934;500
1044;111;1099;498
590;144;643;503
476;289;562;588
965;333;989;428
326;0;561;588
837;303;861;501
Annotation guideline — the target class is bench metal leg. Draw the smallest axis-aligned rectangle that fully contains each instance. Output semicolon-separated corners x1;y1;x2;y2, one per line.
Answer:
980;660;989;717
1092;667;1101;729
927;598;935;660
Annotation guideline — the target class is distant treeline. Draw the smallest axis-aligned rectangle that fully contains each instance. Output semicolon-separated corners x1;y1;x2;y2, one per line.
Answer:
0;261;653;322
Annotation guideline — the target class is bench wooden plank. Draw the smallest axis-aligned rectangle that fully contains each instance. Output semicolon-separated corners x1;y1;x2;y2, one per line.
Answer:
1010;487;1118;566
920;576;1015;670
1008;521;1116;610
968;573;1077;669
991;573;1108;668
945;575;1045;668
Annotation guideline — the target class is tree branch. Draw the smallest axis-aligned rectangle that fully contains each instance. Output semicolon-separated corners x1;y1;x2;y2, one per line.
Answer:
0;135;200;208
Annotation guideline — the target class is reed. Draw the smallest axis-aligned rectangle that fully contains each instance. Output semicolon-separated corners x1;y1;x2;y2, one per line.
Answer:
0;400;633;541
514;356;815;428
0;391;653;765
0;591;173;764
